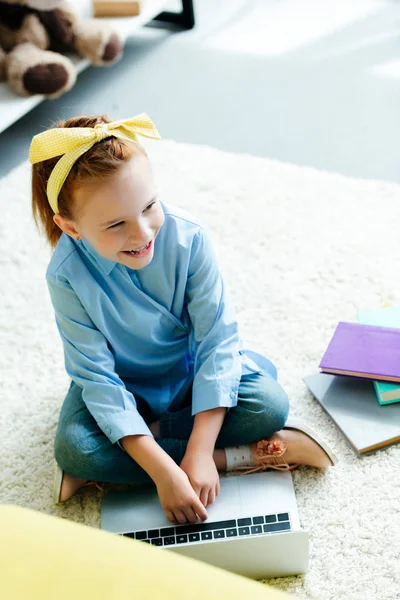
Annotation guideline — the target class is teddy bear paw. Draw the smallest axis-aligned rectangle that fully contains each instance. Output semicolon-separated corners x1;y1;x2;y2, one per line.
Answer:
6;42;76;98
73;20;124;66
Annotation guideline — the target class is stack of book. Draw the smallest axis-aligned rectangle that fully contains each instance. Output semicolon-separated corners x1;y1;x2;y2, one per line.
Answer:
304;307;400;456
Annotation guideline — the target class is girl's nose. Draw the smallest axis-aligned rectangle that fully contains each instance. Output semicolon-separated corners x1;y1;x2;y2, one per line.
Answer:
128;222;151;245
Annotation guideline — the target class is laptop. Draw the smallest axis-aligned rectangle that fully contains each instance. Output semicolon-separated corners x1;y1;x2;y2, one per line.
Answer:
101;471;309;579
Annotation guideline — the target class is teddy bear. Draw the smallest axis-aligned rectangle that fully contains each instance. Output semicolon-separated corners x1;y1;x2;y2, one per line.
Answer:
0;0;124;98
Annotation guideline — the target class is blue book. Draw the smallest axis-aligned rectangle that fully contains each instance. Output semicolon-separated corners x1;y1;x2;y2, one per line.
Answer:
357;307;400;405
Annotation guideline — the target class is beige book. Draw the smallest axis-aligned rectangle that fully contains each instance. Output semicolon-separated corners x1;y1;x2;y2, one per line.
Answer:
93;1;142;17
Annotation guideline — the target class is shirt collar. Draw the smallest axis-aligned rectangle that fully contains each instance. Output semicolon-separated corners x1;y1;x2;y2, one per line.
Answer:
79;238;117;275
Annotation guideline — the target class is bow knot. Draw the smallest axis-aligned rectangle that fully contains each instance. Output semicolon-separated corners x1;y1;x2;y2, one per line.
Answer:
94;123;111;143
29;113;160;214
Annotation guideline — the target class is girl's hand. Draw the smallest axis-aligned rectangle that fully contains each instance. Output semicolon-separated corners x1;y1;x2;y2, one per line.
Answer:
180;451;220;507
154;465;208;524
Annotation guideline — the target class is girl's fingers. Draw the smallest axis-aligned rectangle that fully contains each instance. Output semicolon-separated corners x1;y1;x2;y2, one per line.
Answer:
200;487;209;507
194;486;202;499
184;506;200;524
174;509;188;524
193;495;208;521
216;480;220;496
208;488;216;506
165;509;177;524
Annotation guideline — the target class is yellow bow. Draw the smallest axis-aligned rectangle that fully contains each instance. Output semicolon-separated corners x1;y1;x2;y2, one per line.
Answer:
29;113;161;214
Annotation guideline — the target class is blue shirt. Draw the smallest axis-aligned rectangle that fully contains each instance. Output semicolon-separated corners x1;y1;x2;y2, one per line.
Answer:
47;202;274;451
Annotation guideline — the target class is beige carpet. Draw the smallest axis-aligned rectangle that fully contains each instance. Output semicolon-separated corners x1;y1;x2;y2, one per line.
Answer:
1;139;399;600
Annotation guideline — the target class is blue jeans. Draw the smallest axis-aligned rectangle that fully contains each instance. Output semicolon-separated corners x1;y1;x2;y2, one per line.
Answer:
54;369;290;485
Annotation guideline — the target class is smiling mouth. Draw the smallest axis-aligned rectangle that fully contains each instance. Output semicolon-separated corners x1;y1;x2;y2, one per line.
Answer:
122;241;152;256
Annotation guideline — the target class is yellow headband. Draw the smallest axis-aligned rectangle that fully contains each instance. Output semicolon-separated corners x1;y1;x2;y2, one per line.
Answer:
29;113;161;214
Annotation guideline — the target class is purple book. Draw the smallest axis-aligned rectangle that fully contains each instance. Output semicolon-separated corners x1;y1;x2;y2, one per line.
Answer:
319;321;400;383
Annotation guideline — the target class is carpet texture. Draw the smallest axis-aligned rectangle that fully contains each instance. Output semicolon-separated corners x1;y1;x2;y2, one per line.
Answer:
0;139;399;600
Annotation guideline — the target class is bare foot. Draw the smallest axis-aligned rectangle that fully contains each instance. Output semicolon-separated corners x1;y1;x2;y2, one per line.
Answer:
59;472;88;502
250;429;333;470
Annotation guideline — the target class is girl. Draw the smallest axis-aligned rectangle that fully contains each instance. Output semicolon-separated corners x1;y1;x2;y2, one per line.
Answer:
30;114;337;524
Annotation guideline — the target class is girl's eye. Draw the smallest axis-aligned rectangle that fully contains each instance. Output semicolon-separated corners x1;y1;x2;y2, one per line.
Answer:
106;201;155;230
108;222;124;229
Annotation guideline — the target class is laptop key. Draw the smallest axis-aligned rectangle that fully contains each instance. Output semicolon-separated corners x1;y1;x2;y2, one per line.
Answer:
214;530;225;539
151;538;163;546
253;516;264;525
237;518;252;526
147;529;160;539
178;519;237;535
238;527;250;536
163;536;176;546
264;522;291;533
201;531;213;541
176;534;188;544
251;525;263;535
135;531;147;540
160;527;175;537
175;523;203;535
142;539;150;543
124;532;135;539
278;513;289;522
189;533;200;542
265;515;277;523
226;528;238;537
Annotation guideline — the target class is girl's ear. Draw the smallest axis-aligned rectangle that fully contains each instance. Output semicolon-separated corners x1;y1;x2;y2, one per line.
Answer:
53;214;81;240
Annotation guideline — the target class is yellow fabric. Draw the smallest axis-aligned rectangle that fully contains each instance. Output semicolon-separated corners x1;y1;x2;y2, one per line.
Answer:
0;504;295;600
29;114;161;214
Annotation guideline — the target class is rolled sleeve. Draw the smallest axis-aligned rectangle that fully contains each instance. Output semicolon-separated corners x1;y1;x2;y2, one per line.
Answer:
191;379;240;415
186;229;242;416
47;274;153;448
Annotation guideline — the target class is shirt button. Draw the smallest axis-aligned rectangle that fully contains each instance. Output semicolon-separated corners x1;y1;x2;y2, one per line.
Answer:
230;391;236;399
106;427;112;435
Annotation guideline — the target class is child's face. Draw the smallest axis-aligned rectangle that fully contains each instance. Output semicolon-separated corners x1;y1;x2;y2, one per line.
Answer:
57;156;164;270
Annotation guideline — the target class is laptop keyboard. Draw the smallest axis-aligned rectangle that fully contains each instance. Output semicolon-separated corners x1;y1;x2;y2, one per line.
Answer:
120;513;291;547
